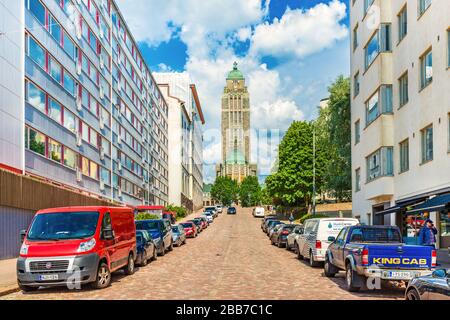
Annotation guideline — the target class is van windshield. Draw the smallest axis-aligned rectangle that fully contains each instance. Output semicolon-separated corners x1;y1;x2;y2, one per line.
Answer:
27;212;99;241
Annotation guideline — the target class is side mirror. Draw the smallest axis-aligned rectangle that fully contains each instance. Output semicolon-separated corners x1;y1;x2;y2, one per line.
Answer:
103;228;115;240
432;269;447;278
20;230;27;242
328;236;336;242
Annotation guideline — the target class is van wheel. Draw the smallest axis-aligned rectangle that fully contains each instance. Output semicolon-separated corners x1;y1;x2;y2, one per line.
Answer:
124;254;135;275
345;265;360;292
309;251;320;267
140;251;148;267
18;283;38;292
324;258;337;277
91;262;111;289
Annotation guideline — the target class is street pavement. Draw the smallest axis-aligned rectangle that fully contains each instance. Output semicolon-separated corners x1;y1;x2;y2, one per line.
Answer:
1;207;404;300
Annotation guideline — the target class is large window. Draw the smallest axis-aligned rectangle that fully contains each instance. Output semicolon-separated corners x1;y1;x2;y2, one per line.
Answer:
63;33;76;59
27;36;46;69
366;85;393;125
64;147;77;169
421;125;433;163
27;128;46;156
49;15;61;44
355;168;361;192
398;6;407;42
49;57;62;84
48;98;61;123
27;0;45;26
48;139;62;163
64;110;77;134
366;147;394;182
26;81;46;113
399;139;409;173
365;24;391;69
355;120;361;145
419;0;431;16
420;49;432;89
399;72;409;107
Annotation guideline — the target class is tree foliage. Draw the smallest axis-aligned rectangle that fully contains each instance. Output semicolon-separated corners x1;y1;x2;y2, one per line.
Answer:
165;204;188;219
210;176;239;206
238;176;261;207
135;213;160;221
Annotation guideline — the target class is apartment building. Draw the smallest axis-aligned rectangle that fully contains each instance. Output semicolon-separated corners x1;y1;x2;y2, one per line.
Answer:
351;0;450;248
0;0;169;206
155;73;205;212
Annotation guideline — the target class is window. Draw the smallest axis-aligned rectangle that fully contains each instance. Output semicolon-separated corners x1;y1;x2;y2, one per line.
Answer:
366;85;393;126
27;0;45;26
49;15;61;44
365;24;391;69
354;72;360;97
90;162;98;180
82;157;90;176
355;120;361;145
418;0;431;16
364;0;374;14
355;168;361;192
398;6;407;42
420;49;432;89
421;125;433;163
48;98;61;123
353;24;359;50
366;147;393;182
64;147;77;169
399;139;409;173
27;36;46;69
28;128;46;156
48;139;62;163
81;122;89;142
49;57;62;84
399;72;409;107
63;71;75;96
64;110;77;134
63;33;76;60
448;114;450;151
26;81;46;113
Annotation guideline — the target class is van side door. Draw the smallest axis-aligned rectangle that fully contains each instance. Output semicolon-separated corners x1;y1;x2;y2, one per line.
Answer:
101;212;118;269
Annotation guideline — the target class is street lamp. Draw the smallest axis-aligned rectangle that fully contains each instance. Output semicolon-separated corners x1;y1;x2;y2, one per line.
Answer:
312;124;316;216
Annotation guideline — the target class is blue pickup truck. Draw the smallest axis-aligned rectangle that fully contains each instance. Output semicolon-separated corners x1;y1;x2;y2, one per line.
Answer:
324;225;436;292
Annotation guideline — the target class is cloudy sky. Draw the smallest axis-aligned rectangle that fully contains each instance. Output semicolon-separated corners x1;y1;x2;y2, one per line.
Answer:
116;0;351;183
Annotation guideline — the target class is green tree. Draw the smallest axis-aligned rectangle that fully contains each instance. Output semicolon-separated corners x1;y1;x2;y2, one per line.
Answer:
210;176;239;206
238;176;261;207
136;213;160;221
324;75;352;201
165;204;188;220
266;121;327;208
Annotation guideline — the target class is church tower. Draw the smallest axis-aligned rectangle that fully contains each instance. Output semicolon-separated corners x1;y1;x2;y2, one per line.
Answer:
216;62;257;183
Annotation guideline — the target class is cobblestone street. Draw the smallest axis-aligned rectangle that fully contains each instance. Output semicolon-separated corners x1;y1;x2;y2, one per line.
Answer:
1;208;404;300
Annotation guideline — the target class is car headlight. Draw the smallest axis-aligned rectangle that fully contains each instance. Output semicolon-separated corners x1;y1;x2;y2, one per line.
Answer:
20;243;29;255
77;238;96;253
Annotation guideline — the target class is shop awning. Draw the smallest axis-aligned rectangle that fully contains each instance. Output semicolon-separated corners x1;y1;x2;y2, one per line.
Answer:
406;193;450;215
376;206;401;216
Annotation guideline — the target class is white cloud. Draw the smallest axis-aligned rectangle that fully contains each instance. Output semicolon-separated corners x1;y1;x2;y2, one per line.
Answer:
249;0;348;59
236;27;252;42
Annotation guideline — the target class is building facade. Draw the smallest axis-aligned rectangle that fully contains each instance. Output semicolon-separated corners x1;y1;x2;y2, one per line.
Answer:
155;73;205;212
216;62;257;183
0;0;169;206
350;0;450;248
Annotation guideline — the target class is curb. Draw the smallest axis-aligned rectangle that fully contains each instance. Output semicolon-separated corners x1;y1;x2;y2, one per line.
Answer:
0;285;20;297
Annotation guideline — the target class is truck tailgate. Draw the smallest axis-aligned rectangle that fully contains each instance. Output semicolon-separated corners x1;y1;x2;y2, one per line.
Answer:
367;244;433;269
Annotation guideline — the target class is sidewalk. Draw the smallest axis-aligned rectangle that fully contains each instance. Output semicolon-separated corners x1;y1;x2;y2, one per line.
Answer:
0;208;207;297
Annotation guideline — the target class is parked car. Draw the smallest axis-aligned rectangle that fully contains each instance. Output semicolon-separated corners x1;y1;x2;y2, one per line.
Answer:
405;268;450;300
253;207;265;218
227;207;237;215
136;230;157;266
215;205;223;213
324;225;436;292
205;206;218;218
261;216;277;232
203;212;214;223
266;220;283;235
286;225;304;251
198;216;209;229
189;219;204;233
270;224;298;248
171;225;187;247
181;222;198;238
296;218;359;268
135;219;174;256
268;223;285;239
17;207;136;291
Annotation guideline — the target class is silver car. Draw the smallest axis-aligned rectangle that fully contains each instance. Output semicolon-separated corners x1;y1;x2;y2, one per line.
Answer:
171;225;187;247
268;223;285;239
405;269;450;300
286;225;304;251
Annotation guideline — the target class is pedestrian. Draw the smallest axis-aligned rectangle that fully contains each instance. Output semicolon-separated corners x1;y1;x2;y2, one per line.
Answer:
418;219;438;248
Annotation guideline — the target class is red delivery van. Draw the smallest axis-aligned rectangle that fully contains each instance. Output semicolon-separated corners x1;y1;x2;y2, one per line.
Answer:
17;207;136;292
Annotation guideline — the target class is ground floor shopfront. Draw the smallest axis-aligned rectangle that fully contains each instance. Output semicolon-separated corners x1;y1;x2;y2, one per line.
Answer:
372;190;450;249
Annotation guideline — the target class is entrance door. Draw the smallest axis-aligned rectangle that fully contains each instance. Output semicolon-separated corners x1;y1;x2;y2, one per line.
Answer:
440;210;450;248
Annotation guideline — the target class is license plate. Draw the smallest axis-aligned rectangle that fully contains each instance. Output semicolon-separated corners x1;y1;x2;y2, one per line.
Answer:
39;274;59;281
383;271;413;280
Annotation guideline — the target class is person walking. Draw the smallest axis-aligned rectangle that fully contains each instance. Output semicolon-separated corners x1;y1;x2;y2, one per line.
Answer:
418;219;438;248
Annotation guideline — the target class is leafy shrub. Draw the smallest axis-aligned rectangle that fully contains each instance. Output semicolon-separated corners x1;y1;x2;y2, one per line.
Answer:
136;213;160;221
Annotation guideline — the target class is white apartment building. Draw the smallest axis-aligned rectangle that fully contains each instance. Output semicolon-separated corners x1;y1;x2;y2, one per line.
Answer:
155;73;205;212
351;0;450;248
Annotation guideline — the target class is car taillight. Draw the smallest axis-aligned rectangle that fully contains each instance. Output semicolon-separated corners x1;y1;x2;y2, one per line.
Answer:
282;231;289;235
315;240;322;249
431;250;437;267
362;248;369;266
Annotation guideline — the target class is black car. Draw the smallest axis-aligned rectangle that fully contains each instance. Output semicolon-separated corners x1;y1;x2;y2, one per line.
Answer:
270;224;297;248
227;207;237;215
405;269;450;300
136;230;157;266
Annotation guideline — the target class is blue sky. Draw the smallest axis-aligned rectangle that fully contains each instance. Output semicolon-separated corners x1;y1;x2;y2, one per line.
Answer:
117;0;351;183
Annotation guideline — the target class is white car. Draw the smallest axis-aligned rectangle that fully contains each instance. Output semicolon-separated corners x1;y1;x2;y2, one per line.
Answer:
215;205;223;213
253;207;265;218
295;218;359;267
286;225;304;251
202;213;213;223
